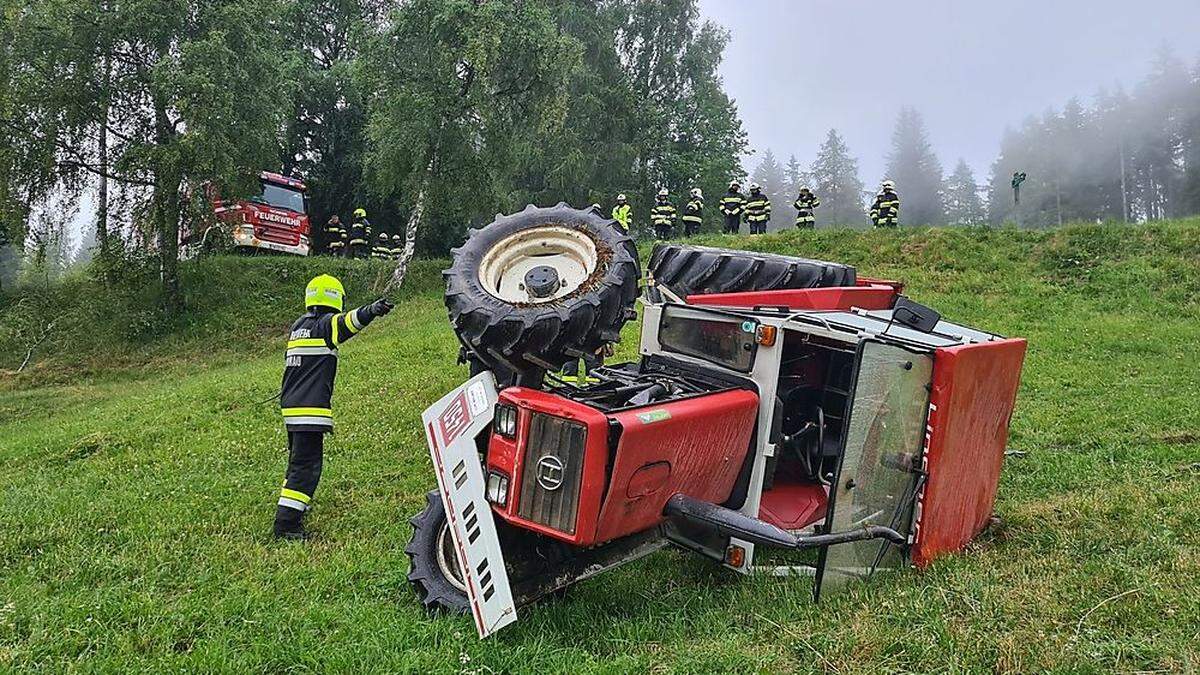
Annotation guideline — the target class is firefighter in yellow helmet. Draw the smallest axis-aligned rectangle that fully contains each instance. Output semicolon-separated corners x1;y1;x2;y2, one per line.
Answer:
274;274;394;539
346;208;371;258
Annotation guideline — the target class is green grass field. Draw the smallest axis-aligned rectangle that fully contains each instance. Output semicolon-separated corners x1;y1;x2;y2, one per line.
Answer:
3;222;1200;672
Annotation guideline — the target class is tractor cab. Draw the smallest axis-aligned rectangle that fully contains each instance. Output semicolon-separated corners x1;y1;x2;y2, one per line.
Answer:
653;285;1024;595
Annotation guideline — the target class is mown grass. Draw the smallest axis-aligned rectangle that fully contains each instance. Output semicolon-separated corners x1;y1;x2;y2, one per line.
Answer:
2;221;1200;672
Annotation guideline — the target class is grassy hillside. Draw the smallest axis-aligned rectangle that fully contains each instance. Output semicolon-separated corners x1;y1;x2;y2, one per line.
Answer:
2;221;1199;671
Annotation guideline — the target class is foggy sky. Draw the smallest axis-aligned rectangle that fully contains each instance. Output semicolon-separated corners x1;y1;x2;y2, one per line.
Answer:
699;0;1200;187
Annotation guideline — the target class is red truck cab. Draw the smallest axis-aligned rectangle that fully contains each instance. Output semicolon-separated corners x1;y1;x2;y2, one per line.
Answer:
214;171;311;256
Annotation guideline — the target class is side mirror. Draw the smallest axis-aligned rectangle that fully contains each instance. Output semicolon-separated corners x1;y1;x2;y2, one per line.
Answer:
890;296;941;333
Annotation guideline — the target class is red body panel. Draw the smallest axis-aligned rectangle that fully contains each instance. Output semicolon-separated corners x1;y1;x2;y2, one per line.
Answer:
488;388;759;546
594;390;759;543
486;388;611;546
211;172;310;251
688;285;899;312
912;338;1027;567
758;481;828;530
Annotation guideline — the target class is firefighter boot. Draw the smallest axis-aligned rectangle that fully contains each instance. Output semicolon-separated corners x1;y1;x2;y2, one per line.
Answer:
274;506;309;541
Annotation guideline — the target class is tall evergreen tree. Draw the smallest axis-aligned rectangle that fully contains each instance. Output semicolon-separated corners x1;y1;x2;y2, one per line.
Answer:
810;129;865;227
884;107;945;226
943;159;985;225
784;154;807;196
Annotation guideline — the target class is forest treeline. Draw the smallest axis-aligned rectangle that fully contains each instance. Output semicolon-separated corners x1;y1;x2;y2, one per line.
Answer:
750;49;1200;230
0;0;747;304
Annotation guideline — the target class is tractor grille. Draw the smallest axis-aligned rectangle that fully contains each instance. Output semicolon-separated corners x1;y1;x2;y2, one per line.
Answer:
516;412;587;535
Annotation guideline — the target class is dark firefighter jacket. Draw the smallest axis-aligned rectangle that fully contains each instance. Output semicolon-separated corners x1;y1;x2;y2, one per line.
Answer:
682;199;704;227
871;190;900;223
744;192;771;223
651;200;677;227
371;235;391;259
794;193;820;224
280;306;376;432
325;219;346;249
719;191;745;218
347;218;372;246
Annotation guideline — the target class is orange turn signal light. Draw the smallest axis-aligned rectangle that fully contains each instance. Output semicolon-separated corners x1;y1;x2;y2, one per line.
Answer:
725;544;746;568
756;325;777;347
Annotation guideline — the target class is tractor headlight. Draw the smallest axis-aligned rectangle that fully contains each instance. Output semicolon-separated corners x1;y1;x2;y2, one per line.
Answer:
494;404;518;438
486;471;510;506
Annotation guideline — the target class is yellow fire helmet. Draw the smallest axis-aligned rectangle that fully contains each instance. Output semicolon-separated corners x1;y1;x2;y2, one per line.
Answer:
353;208;367;218
305;274;345;312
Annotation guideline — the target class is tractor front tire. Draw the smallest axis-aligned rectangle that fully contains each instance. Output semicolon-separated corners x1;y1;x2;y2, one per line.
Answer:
444;203;640;376
647;243;857;298
406;490;470;614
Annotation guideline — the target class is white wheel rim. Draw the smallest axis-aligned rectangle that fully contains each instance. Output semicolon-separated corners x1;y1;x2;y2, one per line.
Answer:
477;225;600;303
436;522;468;593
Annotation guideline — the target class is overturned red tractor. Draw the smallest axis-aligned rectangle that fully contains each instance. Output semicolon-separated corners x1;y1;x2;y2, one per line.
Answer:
407;204;1026;638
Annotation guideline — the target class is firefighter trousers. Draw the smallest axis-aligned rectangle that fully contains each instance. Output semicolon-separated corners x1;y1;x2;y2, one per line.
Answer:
723;214;741;234
275;430;325;526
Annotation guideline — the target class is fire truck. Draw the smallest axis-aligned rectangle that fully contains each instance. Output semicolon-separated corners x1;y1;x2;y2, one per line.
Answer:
187;171;312;256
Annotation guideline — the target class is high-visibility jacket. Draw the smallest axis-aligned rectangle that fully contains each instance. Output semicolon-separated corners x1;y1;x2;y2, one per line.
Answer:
719;191;745;218
794;193;820;225
391;237;404;260
280;307;376;432
371;234;391;259
651;200;677;227
682;199;704;227
870;190;900;225
744;192;771;223
611;203;632;230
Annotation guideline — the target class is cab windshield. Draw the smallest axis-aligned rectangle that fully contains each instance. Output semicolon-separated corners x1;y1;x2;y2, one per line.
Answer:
257;181;306;213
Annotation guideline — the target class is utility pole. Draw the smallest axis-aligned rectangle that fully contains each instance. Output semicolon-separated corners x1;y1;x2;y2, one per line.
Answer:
1118;136;1129;223
1011;171;1027;205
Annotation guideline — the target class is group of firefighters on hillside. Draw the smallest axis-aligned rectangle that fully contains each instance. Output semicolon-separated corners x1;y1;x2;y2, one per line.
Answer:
315;180;902;258
320;208;406;259
606;179;901;238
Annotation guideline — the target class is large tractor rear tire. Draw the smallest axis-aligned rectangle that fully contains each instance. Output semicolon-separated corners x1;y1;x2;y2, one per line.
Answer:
647;243;856;298
444;203;640;376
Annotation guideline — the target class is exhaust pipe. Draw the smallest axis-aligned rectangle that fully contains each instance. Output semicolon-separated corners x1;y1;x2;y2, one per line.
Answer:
663;493;906;550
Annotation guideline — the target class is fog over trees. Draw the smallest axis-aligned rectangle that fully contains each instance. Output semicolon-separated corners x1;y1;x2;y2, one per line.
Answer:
749;48;1200;229
3;0;1200;299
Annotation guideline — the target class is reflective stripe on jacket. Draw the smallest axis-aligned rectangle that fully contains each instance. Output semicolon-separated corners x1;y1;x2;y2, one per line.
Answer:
280;308;370;431
744;194;771;222
719;192;745;217
651;202;676;225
